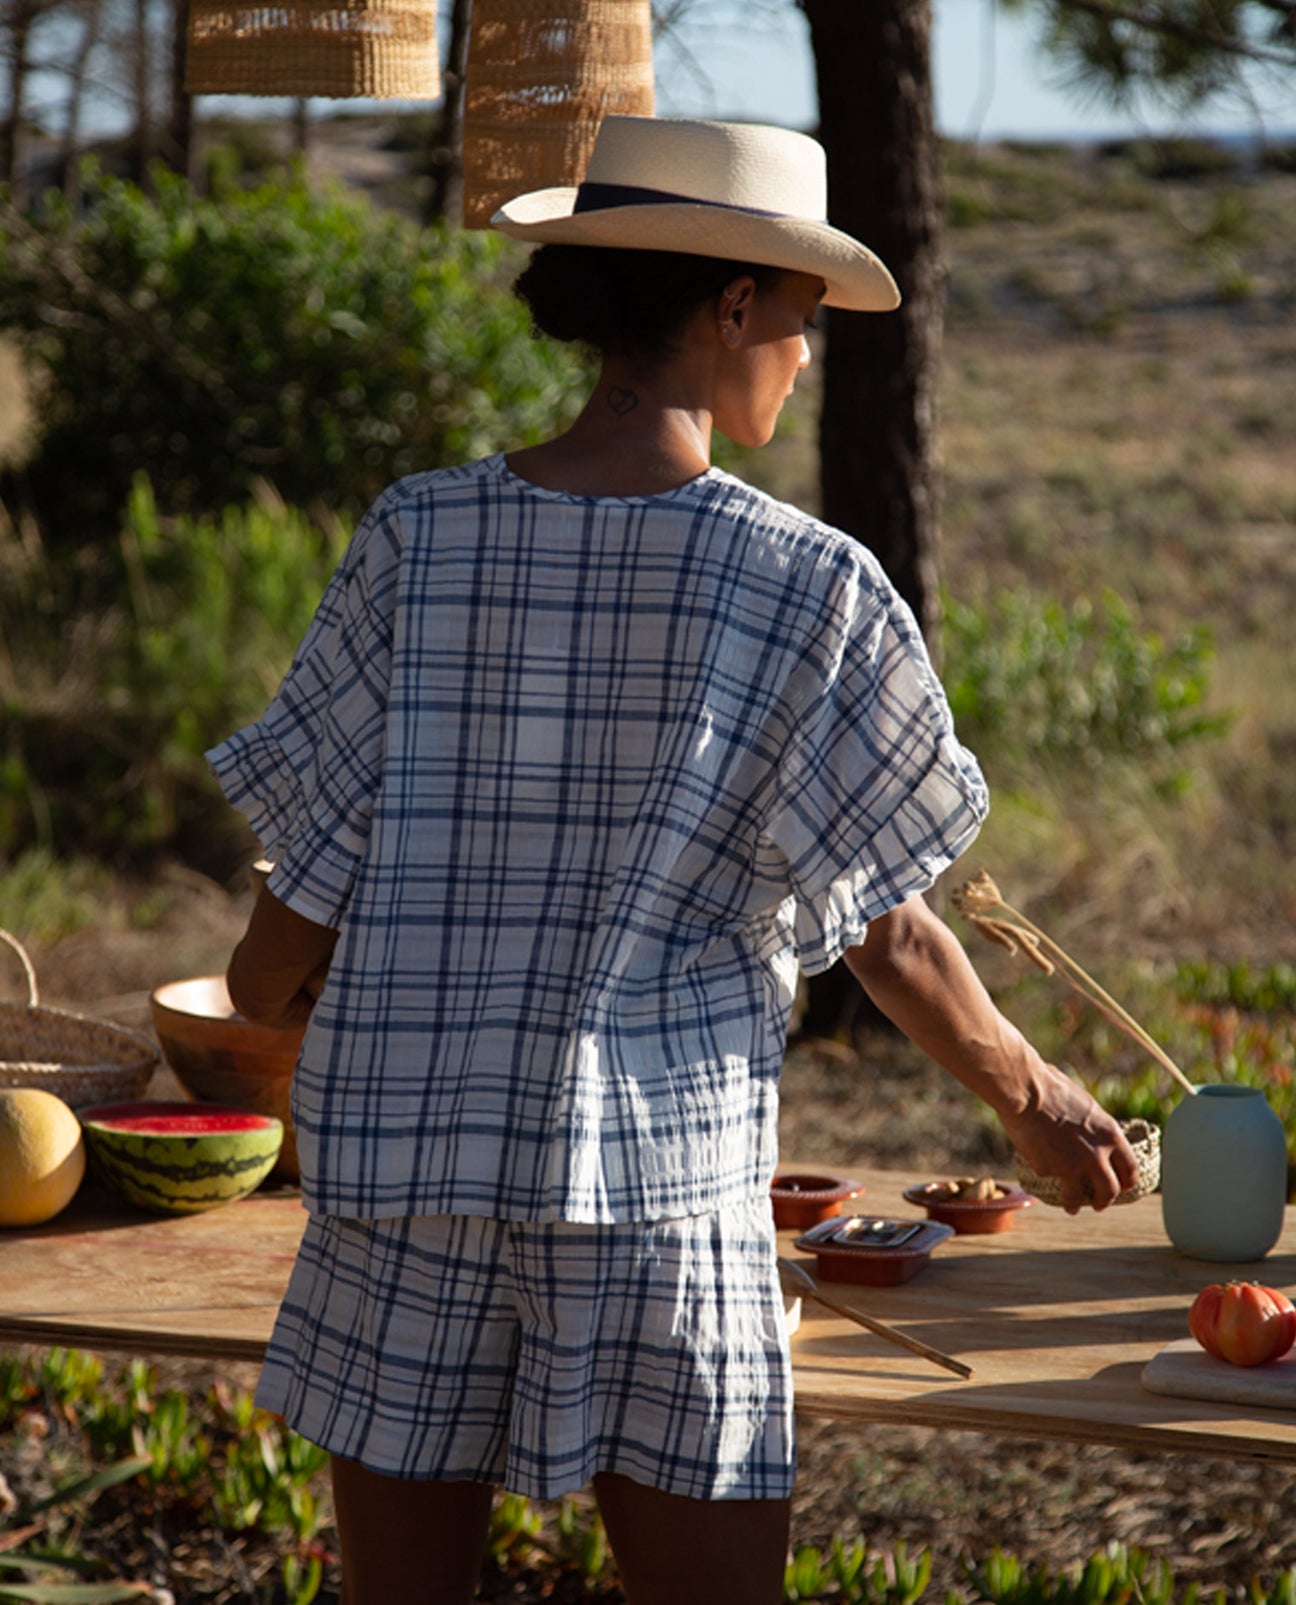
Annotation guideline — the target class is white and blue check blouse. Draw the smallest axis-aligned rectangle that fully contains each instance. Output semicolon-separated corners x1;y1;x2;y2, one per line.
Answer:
208;453;988;1223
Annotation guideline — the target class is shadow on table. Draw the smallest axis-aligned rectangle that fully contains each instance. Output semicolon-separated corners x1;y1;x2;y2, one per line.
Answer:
785;1239;1296;1363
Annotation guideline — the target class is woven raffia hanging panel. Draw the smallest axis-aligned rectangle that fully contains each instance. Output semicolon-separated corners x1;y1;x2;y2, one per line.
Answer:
462;0;655;228
185;0;442;99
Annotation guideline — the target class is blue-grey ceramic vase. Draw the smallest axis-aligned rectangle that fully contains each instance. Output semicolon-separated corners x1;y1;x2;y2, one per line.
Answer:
1161;1084;1288;1261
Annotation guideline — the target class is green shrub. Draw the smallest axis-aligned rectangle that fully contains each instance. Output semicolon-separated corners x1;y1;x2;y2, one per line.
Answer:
0;165;586;546
197;117;297;191
1099;138;1241;182
942;588;1230;782
0;475;348;868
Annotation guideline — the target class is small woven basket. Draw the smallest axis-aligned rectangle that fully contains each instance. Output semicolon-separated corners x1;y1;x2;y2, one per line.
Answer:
1017;1118;1161;1208
0;930;158;1111
461;0;655;228
185;0;441;99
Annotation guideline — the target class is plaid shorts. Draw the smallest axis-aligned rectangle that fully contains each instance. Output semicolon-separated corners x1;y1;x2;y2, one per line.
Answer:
255;1196;795;1502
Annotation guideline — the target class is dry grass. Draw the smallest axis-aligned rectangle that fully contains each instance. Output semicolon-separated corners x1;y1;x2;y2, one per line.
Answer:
0;335;32;466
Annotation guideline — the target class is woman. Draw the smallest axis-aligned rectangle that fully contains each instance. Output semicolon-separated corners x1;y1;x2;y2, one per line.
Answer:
211;116;1138;1605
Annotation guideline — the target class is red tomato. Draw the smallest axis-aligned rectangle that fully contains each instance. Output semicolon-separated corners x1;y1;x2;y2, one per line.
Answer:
1188;1281;1296;1367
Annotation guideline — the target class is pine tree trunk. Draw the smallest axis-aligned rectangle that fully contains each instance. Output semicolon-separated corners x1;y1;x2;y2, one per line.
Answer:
2;1;35;208
59;0;103;203
794;0;945;1043
799;0;945;642
424;0;471;224
164;0;193;178
131;0;152;183
293;96;310;157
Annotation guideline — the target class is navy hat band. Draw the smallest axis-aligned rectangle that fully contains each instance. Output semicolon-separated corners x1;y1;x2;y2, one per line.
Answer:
573;181;793;221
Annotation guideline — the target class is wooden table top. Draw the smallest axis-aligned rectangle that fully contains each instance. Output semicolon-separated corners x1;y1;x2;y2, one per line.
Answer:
1;1164;1294;1462
782;1167;1296;1463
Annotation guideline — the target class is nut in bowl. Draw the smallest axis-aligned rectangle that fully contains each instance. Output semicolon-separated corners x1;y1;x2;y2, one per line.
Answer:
903;1177;1035;1234
770;1172;863;1231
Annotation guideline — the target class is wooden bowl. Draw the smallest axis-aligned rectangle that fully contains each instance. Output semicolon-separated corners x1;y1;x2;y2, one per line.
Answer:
771;1172;863;1230
149;976;303;1182
903;1181;1035;1234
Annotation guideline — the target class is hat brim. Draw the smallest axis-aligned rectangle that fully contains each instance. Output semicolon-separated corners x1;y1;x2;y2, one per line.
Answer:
492;187;900;313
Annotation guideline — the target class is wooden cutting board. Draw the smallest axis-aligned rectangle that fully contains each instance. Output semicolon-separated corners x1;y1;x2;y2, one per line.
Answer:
1141;1338;1296;1410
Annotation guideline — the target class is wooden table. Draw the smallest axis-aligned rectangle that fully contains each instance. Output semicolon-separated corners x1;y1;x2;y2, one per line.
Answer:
1;1165;1294;1463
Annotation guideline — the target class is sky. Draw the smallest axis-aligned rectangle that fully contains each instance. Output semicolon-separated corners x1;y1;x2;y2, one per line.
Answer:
649;0;1296;141
59;0;1293;144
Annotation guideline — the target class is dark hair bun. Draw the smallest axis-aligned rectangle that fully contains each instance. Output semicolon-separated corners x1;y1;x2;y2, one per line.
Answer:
514;244;781;358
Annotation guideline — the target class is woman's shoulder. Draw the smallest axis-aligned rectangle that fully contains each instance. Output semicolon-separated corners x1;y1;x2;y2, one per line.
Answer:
370;454;504;514
698;469;890;584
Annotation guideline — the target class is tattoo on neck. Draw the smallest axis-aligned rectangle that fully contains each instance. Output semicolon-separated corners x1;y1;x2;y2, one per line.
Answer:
607;386;639;417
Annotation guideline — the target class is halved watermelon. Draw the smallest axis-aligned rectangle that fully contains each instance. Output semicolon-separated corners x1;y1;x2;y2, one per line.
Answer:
79;1101;283;1215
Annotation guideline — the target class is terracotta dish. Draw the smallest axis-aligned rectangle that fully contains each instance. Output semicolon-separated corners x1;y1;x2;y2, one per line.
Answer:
903;1180;1035;1234
793;1216;953;1285
770;1172;863;1230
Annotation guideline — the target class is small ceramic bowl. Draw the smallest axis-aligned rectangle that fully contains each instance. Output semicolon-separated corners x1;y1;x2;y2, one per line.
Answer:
793;1216;954;1284
903;1180;1035;1234
770;1172;864;1230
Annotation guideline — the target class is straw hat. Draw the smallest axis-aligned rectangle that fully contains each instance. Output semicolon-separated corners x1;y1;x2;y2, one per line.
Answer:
491;115;900;312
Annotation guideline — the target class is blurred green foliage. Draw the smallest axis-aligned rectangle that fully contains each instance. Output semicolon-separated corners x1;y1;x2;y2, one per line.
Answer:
942;588;1230;784
0;165;586;545
0;475;347;869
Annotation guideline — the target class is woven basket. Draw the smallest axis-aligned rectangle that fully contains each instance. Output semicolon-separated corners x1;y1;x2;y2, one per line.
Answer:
461;0;655;228
0;930;159;1111
185;0;441;99
1017;1118;1161;1208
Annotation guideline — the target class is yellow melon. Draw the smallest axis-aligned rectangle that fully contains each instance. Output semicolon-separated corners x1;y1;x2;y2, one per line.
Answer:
0;1087;86;1227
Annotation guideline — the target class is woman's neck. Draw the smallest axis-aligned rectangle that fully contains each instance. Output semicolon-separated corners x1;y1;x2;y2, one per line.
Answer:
506;354;718;499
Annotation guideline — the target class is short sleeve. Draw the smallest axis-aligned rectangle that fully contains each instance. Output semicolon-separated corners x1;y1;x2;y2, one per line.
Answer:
206;496;401;928
764;558;988;975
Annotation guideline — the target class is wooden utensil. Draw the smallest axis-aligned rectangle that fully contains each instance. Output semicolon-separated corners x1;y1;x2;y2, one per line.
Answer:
778;1257;974;1380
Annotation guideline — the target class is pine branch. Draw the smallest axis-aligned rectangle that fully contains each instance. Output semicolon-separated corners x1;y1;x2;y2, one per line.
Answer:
1053;0;1296;70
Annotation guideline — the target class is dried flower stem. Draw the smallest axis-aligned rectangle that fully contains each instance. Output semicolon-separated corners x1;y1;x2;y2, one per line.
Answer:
953;871;1197;1098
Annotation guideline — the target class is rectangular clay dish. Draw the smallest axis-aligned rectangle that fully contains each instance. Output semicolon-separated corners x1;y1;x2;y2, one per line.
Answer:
793;1217;954;1285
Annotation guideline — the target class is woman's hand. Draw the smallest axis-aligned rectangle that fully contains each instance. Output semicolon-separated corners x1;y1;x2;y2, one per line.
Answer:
227;886;338;1033
843;893;1139;1212
991;1063;1138;1213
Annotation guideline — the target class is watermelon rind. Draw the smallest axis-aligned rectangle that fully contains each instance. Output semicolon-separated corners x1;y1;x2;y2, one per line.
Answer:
79;1102;283;1215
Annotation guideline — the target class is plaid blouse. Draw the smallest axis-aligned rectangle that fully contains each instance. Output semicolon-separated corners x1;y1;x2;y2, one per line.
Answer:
208;453;987;1223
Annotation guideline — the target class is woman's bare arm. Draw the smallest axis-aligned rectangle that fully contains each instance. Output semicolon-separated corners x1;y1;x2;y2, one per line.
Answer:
843;894;1138;1213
